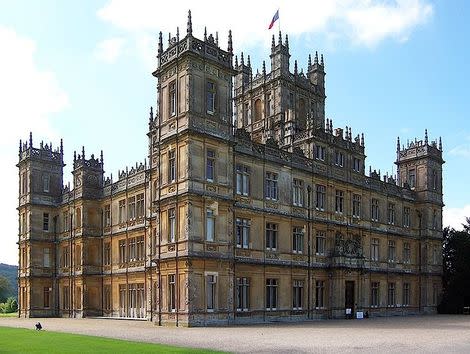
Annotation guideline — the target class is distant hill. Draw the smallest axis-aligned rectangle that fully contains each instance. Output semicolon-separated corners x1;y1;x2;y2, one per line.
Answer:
0;263;17;299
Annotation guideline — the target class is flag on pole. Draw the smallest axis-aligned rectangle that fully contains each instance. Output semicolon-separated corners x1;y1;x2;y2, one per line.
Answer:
268;9;279;30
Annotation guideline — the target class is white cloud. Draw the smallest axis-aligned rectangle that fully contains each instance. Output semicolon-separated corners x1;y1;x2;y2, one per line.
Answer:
443;205;470;231
97;0;433;54
0;26;68;265
449;144;470;159
94;37;126;63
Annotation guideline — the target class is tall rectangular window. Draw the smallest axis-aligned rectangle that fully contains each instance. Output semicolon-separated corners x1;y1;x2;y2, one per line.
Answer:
371;238;380;261
315;145;325;161
43;175;50;193
169;81;176;117
387;203;395;225
43;287;50;308
104;285;111;311
403;207;411;228
136;236;144;261
433;283;439;305
63;212;69;232
293;179;304;206
371;198;379;222
266;223;278;251
316;232;326;255
236;218;250;249
104;242;111;265
43;213;49;231
432;170;438;190
21;172;27;195
387;282;396;307
316;185;326;211
265;172;278;200
128;237;136;261
43;248;50;268
236;165;250;196
432;210;438;230
388;240;396;262
119;239;126;264
334;151;344;167
136;194;144;218
168;208;176;243
206;150;215;181
206;81;216;114
293;280;304;310
335;190;344;213
266;93;271;117
403;242;411;264
353;157;361;172
292;227;304;254
403;283;410;306
315;280;325;308
61;246;70;268
371;281;379;307
168;149;176;183
236;277;249;311
206;274;217;310
408;169;416;188
63;286;70;310
104;205;111;227
353;194;361;218
168;274;176;311
128;196;136;220
266;278;278;310
118;200;126;223
206;208;215;242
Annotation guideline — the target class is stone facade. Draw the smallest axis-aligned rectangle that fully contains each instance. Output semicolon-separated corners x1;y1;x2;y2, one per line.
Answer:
17;12;444;326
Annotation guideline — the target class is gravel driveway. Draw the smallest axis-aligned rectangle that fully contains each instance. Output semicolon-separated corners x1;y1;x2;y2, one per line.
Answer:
1;315;470;353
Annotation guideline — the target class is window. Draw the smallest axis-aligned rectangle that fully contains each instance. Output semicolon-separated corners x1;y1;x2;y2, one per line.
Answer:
432;170;438;190
119;239;126;264
266;278;278;310
104;285;111;311
388;240;396;262
61;246;70;268
432;210;438;230
408;169;416;188
236;277;249;311
43;248;50;268
353;157;361;172
128;237;136;261
403;283;410;306
104;205;111;227
63;212;69;232
206;208;215;242
403;207;410;228
243;102;249;126
236;218;250;249
353;194;361;218
334;151;344;167
168;274;176;311
206;150;215;181
254;99;262;121
43;213;49;231
169;81;176;117
293;280;303;310
118;200;126;223
43;287;50;308
136;236;144;261
315;280;325;308
207;81;216;114
289;92;294;108
128;196;136;220
292;227;304;254
136;194;144;218
62;286;70;310
316;185;326;210
371;238;380;261
265;172;278;200
76;207;81;228
20;213;26;235
371;282;379;307
236;165;250;196
371;198;379;222
104;242;111;265
21;172;27;195
293;179;304;206
315;145;325;161
168;149;176;183
266;223;278;251
166;208;176;243
206;274;217;310
403;242;411;264
335;190;344;213
387;282;396;307
316;232;326;256
119;284;126;317
387;203;395;225
43;175;50;192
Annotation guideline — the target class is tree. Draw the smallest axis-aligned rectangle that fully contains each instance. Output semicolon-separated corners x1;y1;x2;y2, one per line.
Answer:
439;218;470;313
0;276;12;303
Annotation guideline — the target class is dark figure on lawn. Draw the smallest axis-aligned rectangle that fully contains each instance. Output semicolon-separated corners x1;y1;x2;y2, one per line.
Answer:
35;322;42;330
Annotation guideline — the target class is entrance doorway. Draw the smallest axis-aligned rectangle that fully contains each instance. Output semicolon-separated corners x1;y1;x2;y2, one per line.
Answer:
345;281;355;316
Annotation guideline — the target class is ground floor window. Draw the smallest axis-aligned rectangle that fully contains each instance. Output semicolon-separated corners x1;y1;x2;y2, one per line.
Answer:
403;283;410;307
119;283;145;318
43;287;50;308
315;280;325;308
293;280;303;310
104;285;111;311
62;286;70;310
387;282;396;307
236;277;249;311
371;282;380;307
206;274;217;310
266;278;278;310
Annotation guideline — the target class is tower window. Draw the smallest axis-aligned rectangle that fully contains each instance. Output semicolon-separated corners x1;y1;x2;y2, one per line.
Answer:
408;169;416;189
43;213;49;231
169;81;176;117
206;149;215;182
43;175;50;193
254;99;262;122
168;149;176;183
206;81;216;114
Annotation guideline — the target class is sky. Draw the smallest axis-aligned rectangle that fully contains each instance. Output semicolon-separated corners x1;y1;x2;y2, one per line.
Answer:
0;0;469;265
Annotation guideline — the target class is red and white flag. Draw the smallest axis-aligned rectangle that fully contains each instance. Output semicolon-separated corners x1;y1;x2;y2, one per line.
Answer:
268;9;279;30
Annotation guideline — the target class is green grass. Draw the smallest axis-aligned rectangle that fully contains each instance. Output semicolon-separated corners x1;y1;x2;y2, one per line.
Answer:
0;326;224;353
0;312;18;317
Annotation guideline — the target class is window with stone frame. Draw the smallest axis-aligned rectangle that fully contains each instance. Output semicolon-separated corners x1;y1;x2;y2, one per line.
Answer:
236;277;249;311
403;207;411;228
316;185;326;210
292;226;304;254
353;157;361;172
371;281;380;307
315;145;326;161
206;274;217;310
118;200;126;224
206;208;215;242
266;223;278;251
387;282;396;307
388;240;396;262
403;242;411;264
371;238;380;261
403;283;410;307
136;194;144;219
236;164;250;196
128;196;136;220
335;189;344;213
266;278;278;310
168;274;176;312
265;172;278;200
334;151;344;167
315;280;325;308
43;212;49;231
292;280;304;310
371;198;379;222
169;81;176;117
352;194;361;218
119;239;126;264
293;179;304;207
387;202;396;225
168;208;176;243
408;169;416;188
168;149;176;183
236;218;250;249
61;246;70;268
206;81;216;114
43;286;51;308
104;242;111;265
316;232;326;256
43;248;50;268
206;149;215;182
43;174;50;193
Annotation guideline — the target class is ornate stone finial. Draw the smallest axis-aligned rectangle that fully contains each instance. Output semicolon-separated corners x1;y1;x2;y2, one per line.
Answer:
361;133;364;146
228;30;233;53
285;34;289;49
314;51;319;65
176;27;180;42
149;106;153;124
247;55;251;68
325;118;329;132
369;166;372;175
240;52;244;66
278;30;282;45
329;119;333;133
439;136;442;151
425;129;428;144
187;10;192;36
168;32;171;45
215;31;218;46
235;55;238;68
100;150;104;165
158;31;163;56
321;54;324;66
262;60;266;76
19;139;22;155
294;60;298;75
204;27;207;41
82;146;85;159
308;54;312;68
60;138;63;155
349;127;352;141
271;34;275;51
29;132;33;147
73;150;77;162
397;136;400;152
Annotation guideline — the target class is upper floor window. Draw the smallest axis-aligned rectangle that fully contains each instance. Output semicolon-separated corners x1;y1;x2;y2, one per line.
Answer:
403;242;411;264
76;207;82;228
387;203;395;225
104;205;111;227
316;185;326;211
292;226;304;254
243;102;249;126
43;213;49;232
168;208;176;243
236;218;250;249
236;165;249;196
128;196;136;220
206;81;216;114
266;223;278;251
169;81;176;117
293;179;304;207
334;151;344;167
371;238;380;261
388;240;396;262
206;208;215;242
408;169;416;189
43;174;50;193
43;248;50;268
63;212;69;232
265;172;278;200
353;158;361;172
206;149;215;182
254;99;262;122
316;231;326;256
168;149;176;183
136;193;144;218
352;194;361;218
371;198;379;222
315;145;325;161
335;190;344;213
403;207;411;228
21;172;27;195
118;200;126;224
266;94;271;117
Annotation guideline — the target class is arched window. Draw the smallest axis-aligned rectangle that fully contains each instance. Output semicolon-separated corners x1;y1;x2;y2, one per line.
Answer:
254;99;262;122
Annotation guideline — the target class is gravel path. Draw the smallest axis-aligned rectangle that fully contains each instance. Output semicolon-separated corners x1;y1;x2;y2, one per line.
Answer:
1;315;470;353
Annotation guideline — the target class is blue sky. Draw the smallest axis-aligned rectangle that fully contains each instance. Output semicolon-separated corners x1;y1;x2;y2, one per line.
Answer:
1;0;469;264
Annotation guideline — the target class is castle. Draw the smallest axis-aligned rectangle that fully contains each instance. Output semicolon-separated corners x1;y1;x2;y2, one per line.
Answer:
17;11;444;326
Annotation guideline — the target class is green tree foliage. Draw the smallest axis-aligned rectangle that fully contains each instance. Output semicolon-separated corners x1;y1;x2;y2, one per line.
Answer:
439;218;470;313
0;276;12;303
0;297;18;313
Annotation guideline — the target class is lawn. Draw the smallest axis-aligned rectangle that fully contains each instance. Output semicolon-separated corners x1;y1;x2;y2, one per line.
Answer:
0;327;224;353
